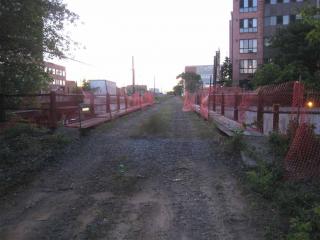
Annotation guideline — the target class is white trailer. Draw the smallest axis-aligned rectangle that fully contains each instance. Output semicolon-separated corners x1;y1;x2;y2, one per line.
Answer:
89;79;117;95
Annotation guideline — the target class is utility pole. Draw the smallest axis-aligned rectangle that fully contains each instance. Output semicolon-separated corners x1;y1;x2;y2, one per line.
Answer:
153;76;156;94
132;56;135;94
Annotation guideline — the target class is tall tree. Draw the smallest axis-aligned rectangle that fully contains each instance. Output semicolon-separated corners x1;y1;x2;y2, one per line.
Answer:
272;21;320;75
0;0;79;95
173;80;183;96
302;5;320;44
220;57;232;86
176;72;202;93
253;20;320;89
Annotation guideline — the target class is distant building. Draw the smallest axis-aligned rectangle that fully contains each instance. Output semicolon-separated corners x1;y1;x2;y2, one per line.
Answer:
89;79;117;95
185;65;214;86
64;81;77;94
44;62;66;92
126;85;147;95
229;0;318;87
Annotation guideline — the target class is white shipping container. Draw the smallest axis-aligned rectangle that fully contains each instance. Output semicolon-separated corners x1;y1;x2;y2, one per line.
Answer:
89;80;117;95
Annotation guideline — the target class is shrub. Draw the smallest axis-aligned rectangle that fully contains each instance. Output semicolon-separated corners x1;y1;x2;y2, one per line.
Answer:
269;132;290;157
225;129;246;153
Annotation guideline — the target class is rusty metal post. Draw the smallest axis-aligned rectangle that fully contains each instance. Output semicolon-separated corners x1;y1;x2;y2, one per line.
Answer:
49;91;57;129
221;93;225;116
257;94;264;133
273;104;280;132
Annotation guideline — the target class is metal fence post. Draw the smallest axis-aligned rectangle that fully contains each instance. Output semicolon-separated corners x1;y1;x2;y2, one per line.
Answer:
273;104;280;132
49;91;57;129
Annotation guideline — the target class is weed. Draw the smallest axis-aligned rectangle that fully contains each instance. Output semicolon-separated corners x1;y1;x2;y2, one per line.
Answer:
225;129;246;153
269;132;290;157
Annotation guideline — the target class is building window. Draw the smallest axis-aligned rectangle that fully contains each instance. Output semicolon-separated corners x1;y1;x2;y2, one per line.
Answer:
240;18;257;33
240;0;258;12
240;39;257;53
265;16;273;26
283;15;290;25
240;59;257;74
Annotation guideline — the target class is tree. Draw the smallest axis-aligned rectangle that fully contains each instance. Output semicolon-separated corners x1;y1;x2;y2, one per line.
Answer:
0;0;79;95
302;5;320;44
176;72;202;93
220;57;232;86
272;21;320;75
253;20;320;89
81;80;91;91
173;81;183;96
252;64;282;87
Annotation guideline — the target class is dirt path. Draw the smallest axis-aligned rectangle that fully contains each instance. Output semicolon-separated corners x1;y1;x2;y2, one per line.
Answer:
0;97;265;240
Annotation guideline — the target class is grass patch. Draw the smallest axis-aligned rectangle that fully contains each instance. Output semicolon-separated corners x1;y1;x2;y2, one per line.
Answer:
132;106;171;138
0;123;70;195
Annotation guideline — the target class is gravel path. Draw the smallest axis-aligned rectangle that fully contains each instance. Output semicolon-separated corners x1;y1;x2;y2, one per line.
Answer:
0;97;265;240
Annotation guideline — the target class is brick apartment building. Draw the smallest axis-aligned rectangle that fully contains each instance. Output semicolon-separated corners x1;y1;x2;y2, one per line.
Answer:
44;62;67;92
44;62;77;93
230;0;318;87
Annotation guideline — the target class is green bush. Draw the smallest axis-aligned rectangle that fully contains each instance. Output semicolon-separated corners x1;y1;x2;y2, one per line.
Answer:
269;132;290;157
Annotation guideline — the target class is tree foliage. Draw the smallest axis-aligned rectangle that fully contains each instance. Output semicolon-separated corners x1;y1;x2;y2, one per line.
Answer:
0;0;79;95
302;5;320;44
253;20;320;89
173;81;183;96
220;57;232;86
176;72;202;93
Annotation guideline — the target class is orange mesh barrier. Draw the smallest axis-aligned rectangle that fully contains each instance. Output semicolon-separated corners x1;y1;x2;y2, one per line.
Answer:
285;82;320;180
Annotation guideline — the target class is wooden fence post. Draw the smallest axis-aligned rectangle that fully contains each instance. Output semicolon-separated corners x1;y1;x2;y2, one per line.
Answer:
117;90;120;111
49;91;57;129
257;94;264;133
0;94;5;122
89;93;94;115
234;93;239;121
212;92;216;112
221;93;225;116
273;104;280;132
106;93;111;118
125;94;128;112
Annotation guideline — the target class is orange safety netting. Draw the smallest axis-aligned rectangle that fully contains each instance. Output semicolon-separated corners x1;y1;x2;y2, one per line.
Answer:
285;82;320;180
183;81;320;180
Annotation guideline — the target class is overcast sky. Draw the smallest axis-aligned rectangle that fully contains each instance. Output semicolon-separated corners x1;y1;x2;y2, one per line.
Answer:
56;0;232;92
